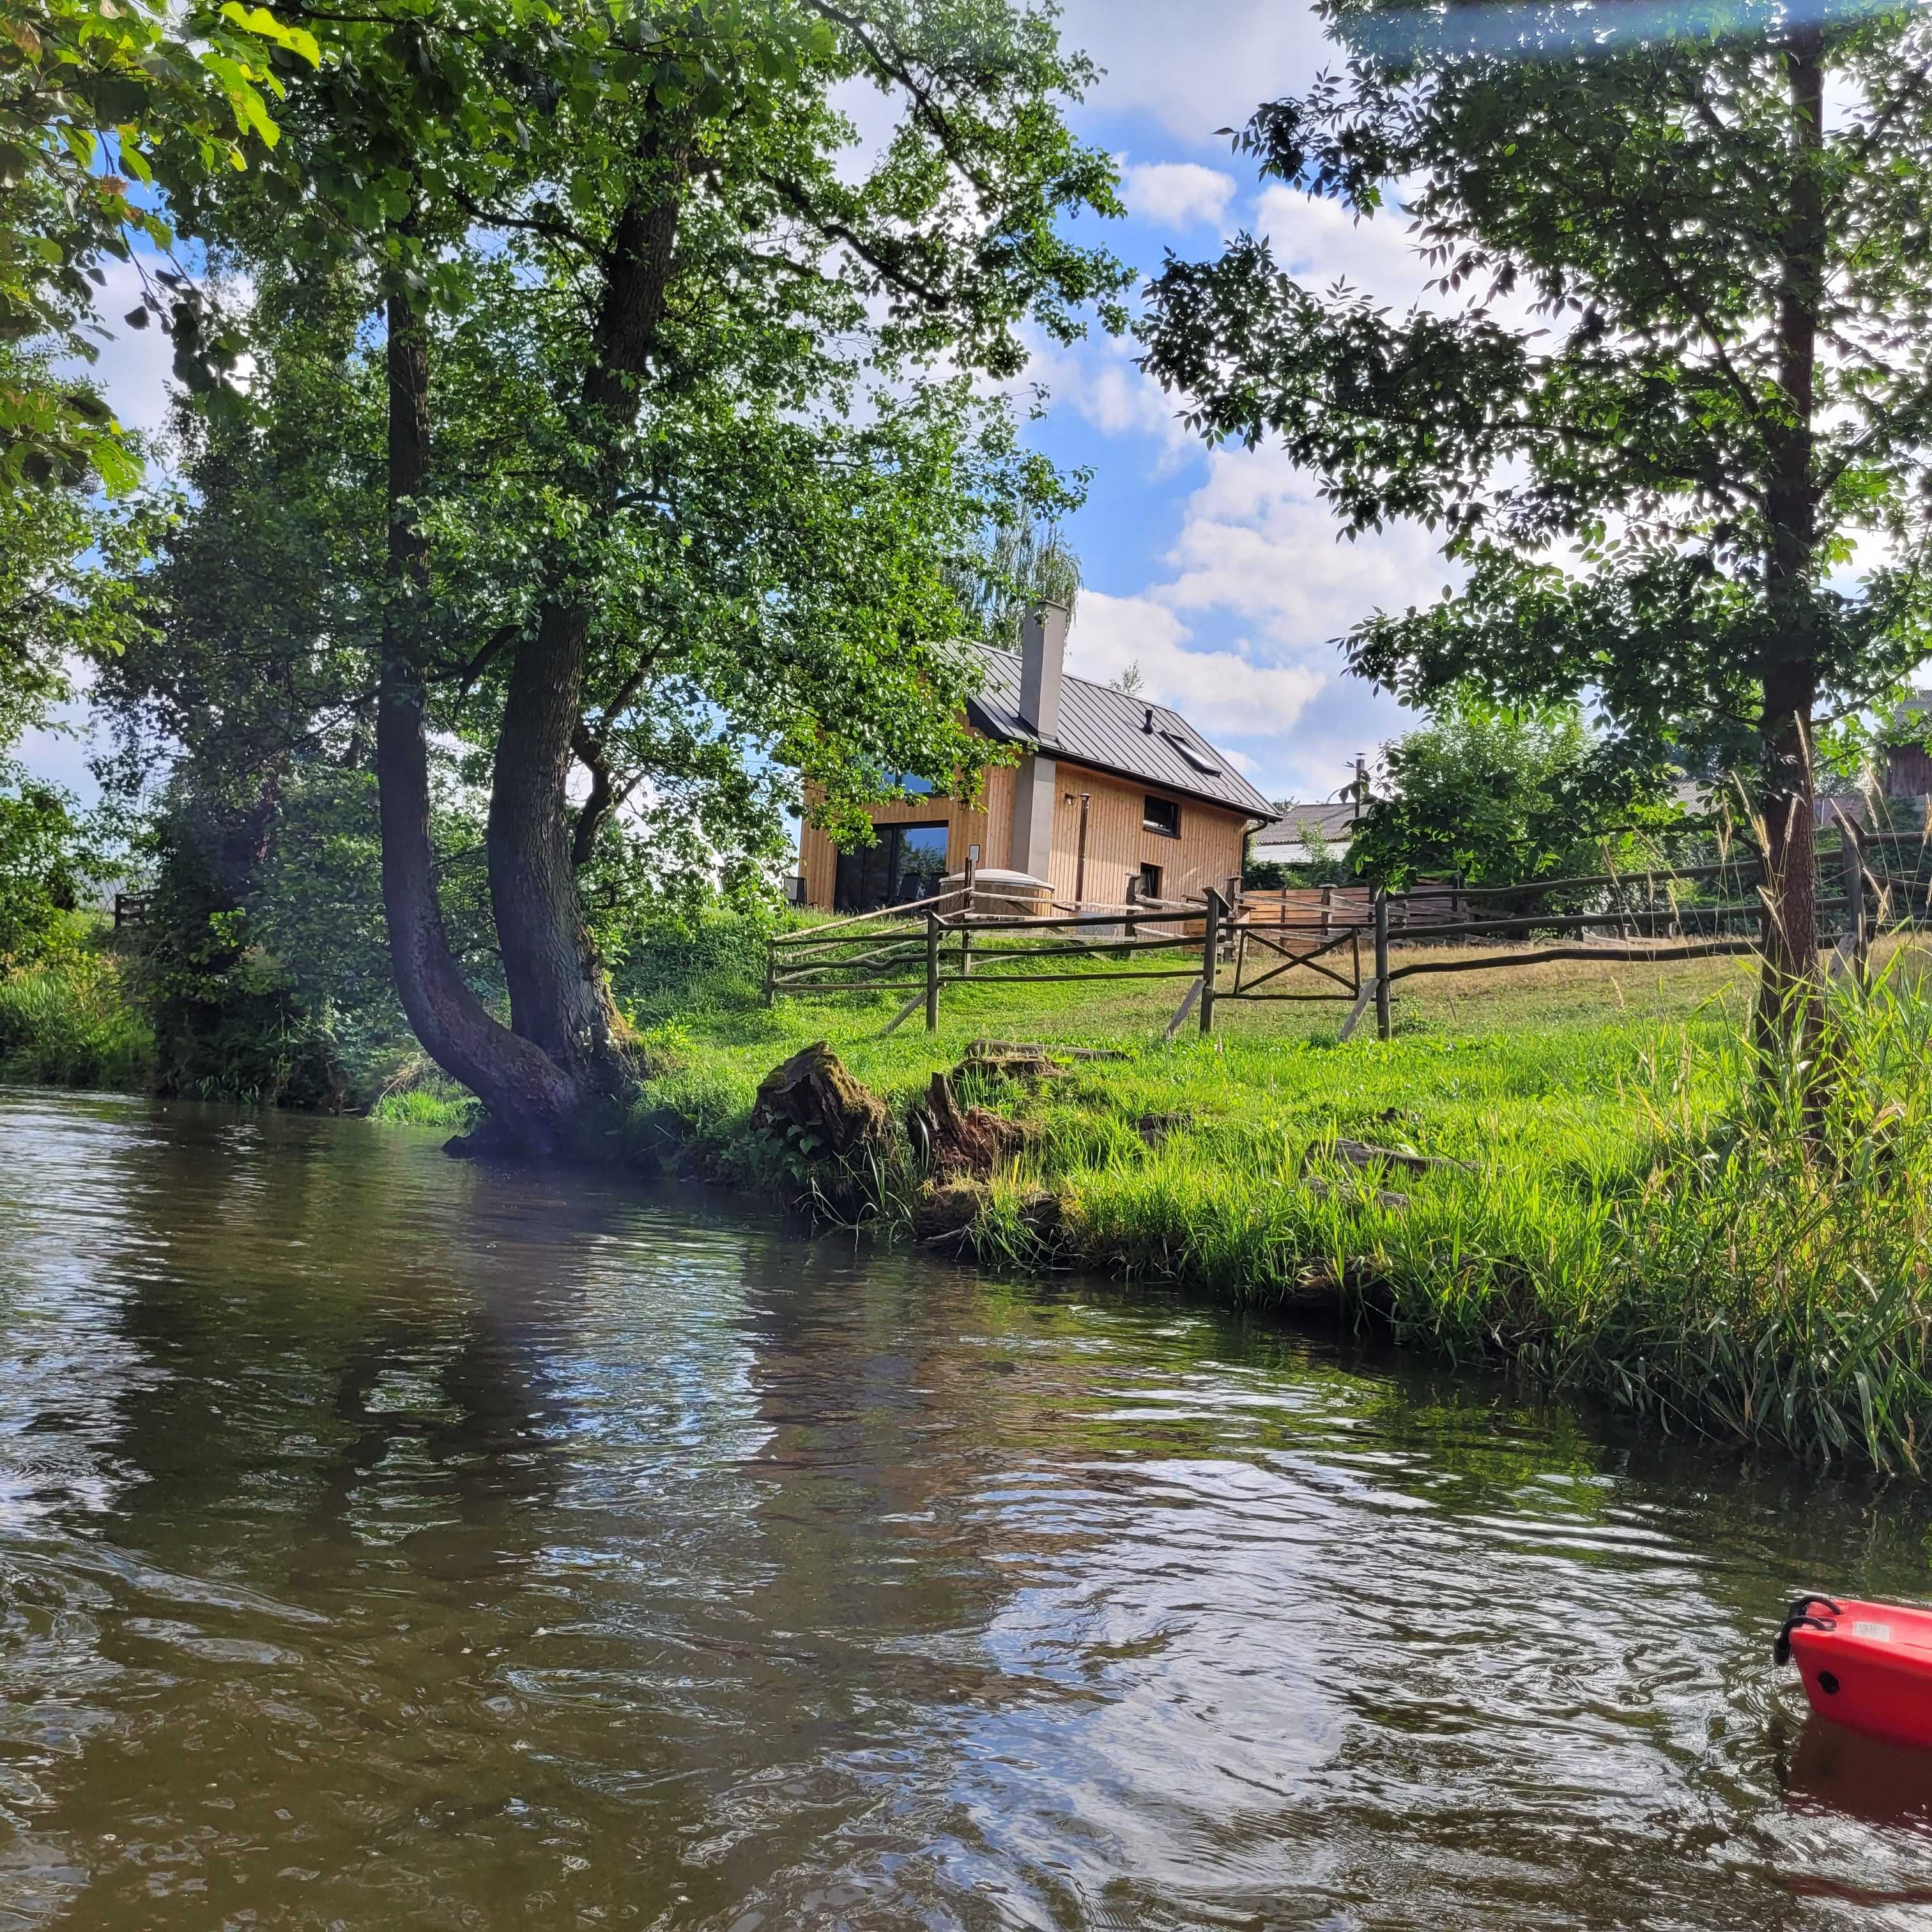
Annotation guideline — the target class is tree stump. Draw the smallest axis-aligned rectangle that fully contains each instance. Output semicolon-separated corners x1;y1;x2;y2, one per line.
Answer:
907;1069;1031;1180
751;1043;887;1157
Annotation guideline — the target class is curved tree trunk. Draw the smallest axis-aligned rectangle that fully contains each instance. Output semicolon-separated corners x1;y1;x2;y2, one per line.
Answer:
376;288;594;1157
484;154;685;1100
1757;26;1826;1050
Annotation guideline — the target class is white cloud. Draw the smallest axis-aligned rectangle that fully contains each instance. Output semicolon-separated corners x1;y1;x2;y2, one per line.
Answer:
1057;0;1329;143
1025;330;1195;465
1162;443;1453;639
1123;160;1236;231
1067;590;1324;742
61;256;181;443
1254;183;1435;301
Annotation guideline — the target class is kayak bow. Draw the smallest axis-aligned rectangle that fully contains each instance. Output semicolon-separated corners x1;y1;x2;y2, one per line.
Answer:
1775;1595;1932;1750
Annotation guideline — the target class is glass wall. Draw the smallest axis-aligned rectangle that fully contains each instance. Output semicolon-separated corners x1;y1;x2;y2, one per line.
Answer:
833;823;950;912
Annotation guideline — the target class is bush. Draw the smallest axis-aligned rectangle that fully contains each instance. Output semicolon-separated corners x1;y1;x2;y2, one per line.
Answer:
608;905;776;1023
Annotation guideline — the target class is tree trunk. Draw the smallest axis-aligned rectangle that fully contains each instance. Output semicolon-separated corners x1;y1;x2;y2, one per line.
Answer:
376;287;592;1156
1758;26;1827;1045
484;155;684;1093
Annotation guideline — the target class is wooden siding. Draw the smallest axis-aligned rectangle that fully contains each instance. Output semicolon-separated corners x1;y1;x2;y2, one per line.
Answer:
799;756;1251;911
1045;765;1248;908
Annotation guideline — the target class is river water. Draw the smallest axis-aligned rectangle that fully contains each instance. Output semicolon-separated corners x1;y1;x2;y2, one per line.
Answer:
2;1088;1932;1928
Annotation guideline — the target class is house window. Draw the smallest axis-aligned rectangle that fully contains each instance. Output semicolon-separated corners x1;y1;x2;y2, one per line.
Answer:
895;773;935;796
833;823;949;912
1135;862;1163;903
1143;793;1181;838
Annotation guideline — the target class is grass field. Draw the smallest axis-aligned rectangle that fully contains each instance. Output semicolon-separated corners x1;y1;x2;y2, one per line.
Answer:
638;935;1932;1478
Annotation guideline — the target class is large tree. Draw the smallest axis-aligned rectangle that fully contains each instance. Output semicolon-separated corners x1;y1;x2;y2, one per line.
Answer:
135;1;1124;1153
1138;0;1932;1031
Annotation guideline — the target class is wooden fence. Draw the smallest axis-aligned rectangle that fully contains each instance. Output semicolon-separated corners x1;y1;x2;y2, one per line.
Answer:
764;824;1931;1039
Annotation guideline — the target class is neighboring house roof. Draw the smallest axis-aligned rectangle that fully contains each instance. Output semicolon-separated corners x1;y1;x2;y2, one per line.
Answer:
1250;801;1358;850
968;647;1278;822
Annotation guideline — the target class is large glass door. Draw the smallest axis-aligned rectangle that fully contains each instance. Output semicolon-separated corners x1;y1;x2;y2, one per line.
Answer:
834;823;950;912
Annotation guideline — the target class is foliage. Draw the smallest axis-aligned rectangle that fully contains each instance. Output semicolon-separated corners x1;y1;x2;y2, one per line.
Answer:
1137;0;1932;1000
130;813;348;1106
0;944;153;1086
0;765;105;955
942;512;1083;651
1349;688;1684;889
605;903;772;1022
0;0;316;487
0;402;157;746
1246;814;1353;889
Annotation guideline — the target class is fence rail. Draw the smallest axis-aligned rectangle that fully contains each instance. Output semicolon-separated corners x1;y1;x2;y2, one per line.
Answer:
766;825;1924;1038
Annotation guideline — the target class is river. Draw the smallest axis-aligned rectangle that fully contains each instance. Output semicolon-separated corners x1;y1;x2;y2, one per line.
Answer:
1;1086;1930;1928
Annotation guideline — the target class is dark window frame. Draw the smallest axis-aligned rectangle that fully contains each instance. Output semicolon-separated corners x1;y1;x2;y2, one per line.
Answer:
1136;861;1163;902
1142;793;1181;838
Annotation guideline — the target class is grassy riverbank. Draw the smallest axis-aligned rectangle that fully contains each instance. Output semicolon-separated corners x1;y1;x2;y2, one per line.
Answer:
633;940;1932;1477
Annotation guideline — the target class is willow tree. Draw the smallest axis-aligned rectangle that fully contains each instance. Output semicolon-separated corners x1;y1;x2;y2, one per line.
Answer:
1139;0;1932;1029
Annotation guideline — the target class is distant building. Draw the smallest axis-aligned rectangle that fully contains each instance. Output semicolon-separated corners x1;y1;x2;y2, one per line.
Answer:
796;608;1278;913
1818;689;1932;831
1246;799;1358;873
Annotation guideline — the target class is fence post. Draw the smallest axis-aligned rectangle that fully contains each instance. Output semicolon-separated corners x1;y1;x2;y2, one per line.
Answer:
960;851;976;978
763;934;776;1008
924;908;940;1032
1841;818;1869;978
1126;875;1139;941
1321;885;1331;937
1199;887;1224;1036
1374;887;1392;1041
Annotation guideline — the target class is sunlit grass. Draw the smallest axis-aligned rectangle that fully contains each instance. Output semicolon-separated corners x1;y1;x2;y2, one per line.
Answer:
637;939;1932;1475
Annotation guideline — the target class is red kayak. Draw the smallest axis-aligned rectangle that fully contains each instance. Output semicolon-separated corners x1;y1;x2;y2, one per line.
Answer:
1776;1595;1932;1749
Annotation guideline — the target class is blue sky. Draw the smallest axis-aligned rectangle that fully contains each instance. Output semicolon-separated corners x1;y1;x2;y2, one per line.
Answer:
1016;0;1446;810
22;0;1445;810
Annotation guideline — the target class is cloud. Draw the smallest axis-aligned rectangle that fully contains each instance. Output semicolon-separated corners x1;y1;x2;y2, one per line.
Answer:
1057;0;1329;144
1161;443;1453;640
1025;330;1195;464
61;255;181;443
1254;183;1435;301
1066;590;1324;742
1123;160;1236;230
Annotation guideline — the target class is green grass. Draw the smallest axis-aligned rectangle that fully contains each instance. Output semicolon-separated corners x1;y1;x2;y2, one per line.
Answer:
365;1057;484;1130
632;935;1932;1478
0;951;155;1089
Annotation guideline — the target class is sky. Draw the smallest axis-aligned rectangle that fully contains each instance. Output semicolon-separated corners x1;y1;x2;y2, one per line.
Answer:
20;0;1443;812
1020;0;1445;811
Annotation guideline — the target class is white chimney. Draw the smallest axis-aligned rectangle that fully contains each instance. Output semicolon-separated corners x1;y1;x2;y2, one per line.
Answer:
1018;601;1070;742
1007;602;1070;884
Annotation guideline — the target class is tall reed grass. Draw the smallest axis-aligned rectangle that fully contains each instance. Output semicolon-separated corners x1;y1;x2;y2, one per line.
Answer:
0;953;154;1090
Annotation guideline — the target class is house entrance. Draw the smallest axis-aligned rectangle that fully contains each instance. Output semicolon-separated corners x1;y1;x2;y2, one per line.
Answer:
834;823;949;912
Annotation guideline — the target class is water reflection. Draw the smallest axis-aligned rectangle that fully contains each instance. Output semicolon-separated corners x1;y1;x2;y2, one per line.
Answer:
0;1086;1929;1927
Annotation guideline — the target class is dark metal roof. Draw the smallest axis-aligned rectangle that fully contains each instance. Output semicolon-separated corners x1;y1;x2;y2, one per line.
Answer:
1251;801;1358;849
967;648;1278;822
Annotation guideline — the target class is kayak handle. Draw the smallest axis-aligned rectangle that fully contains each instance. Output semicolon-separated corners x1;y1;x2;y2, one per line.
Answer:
1773;1594;1846;1666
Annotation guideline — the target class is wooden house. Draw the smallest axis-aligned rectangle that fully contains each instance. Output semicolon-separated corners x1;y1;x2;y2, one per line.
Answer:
797;604;1279;913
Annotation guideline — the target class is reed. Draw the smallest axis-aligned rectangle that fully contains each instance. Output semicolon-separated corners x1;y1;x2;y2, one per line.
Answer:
0;953;155;1089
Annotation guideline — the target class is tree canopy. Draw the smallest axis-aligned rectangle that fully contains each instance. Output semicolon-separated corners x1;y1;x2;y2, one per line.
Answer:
1349;687;1683;890
1138;0;1932;1009
91;0;1128;1152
